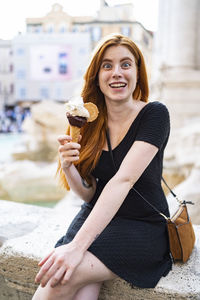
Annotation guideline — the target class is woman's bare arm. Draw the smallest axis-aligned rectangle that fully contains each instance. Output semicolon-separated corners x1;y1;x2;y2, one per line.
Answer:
58;135;96;202
72;140;158;251
62;163;96;202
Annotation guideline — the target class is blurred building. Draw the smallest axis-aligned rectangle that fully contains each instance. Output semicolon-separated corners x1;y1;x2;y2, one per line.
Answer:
0;1;153;110
13;32;90;104
0;40;14;110
26;2;153;75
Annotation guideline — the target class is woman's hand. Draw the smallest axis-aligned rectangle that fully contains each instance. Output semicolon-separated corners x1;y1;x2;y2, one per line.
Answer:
58;135;81;170
35;242;84;288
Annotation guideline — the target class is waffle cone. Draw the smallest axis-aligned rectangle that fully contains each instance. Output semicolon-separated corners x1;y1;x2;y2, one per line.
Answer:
70;126;81;142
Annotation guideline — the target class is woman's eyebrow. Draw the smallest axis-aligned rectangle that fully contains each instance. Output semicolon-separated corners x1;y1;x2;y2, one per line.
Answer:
120;57;133;62
101;58;112;63
101;57;134;63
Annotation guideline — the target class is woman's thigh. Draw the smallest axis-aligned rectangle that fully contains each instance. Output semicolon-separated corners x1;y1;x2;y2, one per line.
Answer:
32;250;117;300
70;250;117;286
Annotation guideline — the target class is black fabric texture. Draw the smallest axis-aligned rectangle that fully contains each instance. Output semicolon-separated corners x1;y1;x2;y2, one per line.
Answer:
55;101;173;288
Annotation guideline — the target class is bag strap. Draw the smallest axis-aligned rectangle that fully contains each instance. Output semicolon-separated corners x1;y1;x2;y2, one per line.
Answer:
106;128;195;218
161;176;182;205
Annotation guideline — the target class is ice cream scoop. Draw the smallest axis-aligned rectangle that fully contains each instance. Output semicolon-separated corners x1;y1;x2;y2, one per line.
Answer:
65;101;99;142
66;115;87;128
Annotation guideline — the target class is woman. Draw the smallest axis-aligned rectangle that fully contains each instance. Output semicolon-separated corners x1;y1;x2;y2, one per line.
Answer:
33;34;172;300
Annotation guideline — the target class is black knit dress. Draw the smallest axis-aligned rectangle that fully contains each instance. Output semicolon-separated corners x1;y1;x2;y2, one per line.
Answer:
55;101;173;288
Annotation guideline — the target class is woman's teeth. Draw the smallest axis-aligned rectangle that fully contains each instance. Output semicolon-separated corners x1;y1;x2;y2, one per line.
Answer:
109;83;126;88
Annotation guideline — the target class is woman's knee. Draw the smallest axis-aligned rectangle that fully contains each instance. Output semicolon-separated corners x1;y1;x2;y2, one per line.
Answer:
68;251;117;288
32;280;78;300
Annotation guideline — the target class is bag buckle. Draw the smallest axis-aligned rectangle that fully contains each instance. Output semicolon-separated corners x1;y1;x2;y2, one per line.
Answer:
159;212;170;220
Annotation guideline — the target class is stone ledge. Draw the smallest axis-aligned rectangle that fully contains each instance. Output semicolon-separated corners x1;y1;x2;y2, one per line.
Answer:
0;199;200;300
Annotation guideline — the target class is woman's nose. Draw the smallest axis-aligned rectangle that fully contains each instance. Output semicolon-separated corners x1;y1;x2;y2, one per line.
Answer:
112;65;122;77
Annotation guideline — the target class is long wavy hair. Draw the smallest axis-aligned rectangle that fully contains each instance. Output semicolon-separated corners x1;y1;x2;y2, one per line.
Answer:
57;34;149;190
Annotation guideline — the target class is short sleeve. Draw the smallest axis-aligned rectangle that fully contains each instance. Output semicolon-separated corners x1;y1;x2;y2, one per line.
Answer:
135;102;170;149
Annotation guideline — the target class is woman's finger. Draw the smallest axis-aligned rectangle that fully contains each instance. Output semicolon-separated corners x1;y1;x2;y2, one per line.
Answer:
78;135;82;142
60;149;80;157
59;142;81;152
40;263;61;287
38;250;54;266
61;268;74;285
57;135;72;145
35;256;54;283
50;265;67;288
63;142;81;149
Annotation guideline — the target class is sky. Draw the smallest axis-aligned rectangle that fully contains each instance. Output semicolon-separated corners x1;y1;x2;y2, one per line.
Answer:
0;0;159;40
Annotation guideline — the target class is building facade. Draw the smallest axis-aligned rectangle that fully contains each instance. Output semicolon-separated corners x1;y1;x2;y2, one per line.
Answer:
13;32;90;103
26;2;153;76
0;40;14;110
0;1;153;109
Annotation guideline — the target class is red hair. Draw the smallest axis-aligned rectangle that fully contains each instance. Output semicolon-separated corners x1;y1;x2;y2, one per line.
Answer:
57;34;149;190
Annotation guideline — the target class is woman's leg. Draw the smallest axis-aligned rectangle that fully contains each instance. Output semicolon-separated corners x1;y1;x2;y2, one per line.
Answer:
73;282;102;300
32;251;117;300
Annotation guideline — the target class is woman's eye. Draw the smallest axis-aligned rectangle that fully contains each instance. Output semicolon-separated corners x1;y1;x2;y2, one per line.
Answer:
122;62;131;68
102;63;112;69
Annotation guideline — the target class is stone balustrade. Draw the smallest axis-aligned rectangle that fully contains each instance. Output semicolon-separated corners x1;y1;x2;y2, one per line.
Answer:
0;197;200;300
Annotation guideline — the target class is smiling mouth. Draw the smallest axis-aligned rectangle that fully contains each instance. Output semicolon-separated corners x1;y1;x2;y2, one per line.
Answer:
109;83;127;88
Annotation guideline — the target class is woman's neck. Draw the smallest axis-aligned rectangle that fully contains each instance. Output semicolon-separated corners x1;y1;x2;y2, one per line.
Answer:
106;99;141;125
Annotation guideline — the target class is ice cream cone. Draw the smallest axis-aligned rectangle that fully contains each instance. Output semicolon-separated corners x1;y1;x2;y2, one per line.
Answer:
65;100;99;142
70;126;81;142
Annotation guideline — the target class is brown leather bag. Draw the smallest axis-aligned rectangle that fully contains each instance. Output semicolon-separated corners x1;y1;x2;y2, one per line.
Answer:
167;202;196;262
131;187;196;263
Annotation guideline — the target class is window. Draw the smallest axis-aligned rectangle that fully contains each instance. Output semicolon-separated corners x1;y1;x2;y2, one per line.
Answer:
27;25;32;33
35;25;42;33
59;23;67;33
10;84;14;94
58;52;68;74
10;64;13;73
60;27;65;33
91;27;101;42
18;87;26;99
16;48;25;56
16;69;26;79
40;87;49;99
47;24;54;33
84;26;89;32
72;26;78;32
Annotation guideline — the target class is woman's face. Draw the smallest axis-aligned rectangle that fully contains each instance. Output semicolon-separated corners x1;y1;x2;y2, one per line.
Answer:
98;45;137;104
